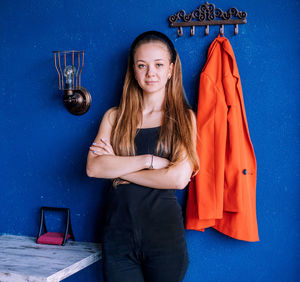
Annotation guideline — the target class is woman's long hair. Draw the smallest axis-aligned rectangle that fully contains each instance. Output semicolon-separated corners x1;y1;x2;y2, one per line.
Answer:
111;32;199;175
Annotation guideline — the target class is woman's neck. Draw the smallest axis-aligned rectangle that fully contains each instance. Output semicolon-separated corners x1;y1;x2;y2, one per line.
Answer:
139;90;165;128
142;89;165;112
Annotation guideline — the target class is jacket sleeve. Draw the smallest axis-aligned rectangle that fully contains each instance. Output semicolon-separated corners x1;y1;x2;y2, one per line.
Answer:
222;54;245;212
193;72;228;219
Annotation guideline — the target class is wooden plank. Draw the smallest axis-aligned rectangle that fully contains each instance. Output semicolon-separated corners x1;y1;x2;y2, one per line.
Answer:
0;235;102;282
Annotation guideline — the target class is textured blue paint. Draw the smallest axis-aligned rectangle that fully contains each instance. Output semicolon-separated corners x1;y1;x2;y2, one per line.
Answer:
1;0;299;281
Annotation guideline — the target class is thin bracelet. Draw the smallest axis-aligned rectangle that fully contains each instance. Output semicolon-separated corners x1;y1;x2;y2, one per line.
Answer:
149;155;154;169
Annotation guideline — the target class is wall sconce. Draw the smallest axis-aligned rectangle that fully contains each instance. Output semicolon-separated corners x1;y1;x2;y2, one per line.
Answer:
53;50;91;115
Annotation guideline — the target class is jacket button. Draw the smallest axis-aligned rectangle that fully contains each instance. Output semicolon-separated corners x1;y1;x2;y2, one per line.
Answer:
243;169;247;175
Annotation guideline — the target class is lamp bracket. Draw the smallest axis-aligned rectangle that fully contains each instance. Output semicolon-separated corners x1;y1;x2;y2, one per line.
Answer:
63;87;91;115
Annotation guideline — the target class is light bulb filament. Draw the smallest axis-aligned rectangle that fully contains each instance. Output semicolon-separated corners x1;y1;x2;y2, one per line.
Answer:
64;65;76;89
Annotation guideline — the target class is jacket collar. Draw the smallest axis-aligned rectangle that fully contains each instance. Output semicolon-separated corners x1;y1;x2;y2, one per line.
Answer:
212;34;240;80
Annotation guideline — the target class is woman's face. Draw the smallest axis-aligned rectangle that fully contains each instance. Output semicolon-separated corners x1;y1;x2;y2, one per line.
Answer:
133;42;173;96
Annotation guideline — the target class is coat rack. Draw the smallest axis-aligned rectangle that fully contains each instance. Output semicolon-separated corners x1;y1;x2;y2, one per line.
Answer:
168;2;247;36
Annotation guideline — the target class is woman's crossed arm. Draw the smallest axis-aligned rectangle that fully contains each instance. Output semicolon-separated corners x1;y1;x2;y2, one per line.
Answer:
86;107;195;189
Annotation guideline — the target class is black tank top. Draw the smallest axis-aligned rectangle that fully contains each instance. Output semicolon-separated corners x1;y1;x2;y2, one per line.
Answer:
104;127;185;242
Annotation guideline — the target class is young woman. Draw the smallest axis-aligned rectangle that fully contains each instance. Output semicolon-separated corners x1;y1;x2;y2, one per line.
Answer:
86;31;199;282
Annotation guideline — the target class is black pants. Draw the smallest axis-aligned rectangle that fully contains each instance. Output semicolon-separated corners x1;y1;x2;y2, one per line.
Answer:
102;226;189;282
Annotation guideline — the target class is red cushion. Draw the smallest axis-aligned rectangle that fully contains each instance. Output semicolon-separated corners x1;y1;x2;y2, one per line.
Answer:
37;232;71;245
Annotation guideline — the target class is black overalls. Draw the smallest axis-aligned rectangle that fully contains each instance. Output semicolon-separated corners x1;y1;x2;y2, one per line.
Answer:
102;127;188;282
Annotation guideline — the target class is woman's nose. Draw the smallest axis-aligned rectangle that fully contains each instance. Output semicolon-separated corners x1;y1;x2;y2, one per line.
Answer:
146;66;155;76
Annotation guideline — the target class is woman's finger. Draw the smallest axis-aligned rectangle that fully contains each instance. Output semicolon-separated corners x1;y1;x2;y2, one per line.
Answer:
100;138;115;155
90;147;107;155
100;138;111;147
91;143;111;154
90;141;115;155
90;146;105;153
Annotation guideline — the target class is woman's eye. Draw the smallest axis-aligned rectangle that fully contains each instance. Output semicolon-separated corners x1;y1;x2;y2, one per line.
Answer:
138;64;146;69
156;63;163;67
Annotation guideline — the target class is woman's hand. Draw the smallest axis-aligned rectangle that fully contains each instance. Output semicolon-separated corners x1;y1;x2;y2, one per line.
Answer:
89;138;129;185
151;155;170;169
89;138;115;156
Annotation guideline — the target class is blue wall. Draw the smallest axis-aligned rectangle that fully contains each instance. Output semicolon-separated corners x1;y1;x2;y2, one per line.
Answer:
1;0;299;281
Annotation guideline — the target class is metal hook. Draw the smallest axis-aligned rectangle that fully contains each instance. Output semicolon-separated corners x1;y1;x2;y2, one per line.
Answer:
234;24;239;35
219;24;224;35
205;25;209;36
177;26;183;37
190;26;195;36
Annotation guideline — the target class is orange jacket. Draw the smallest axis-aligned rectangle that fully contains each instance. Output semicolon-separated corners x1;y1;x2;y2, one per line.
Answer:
185;35;259;242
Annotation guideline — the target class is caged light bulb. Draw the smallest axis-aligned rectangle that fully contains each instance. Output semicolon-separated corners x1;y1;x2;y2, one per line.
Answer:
53;50;91;115
63;65;76;89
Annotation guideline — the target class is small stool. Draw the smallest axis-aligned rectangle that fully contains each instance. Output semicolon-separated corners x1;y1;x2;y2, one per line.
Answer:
36;207;75;246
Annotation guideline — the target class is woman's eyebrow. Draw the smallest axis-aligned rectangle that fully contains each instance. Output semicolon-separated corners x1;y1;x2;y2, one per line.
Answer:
136;59;165;63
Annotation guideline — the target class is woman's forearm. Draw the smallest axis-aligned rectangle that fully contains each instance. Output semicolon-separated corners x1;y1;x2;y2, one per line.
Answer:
119;162;193;190
86;154;152;179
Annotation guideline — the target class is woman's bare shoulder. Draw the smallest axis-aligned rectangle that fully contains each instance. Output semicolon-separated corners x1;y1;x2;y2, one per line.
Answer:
93;107;118;143
102;106;118;126
188;108;196;123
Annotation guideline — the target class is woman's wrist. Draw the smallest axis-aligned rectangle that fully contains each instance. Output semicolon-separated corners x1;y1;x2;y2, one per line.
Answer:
149;155;154;169
144;154;153;169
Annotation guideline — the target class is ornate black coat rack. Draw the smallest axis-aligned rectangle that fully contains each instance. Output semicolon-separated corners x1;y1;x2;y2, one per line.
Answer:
168;2;247;36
